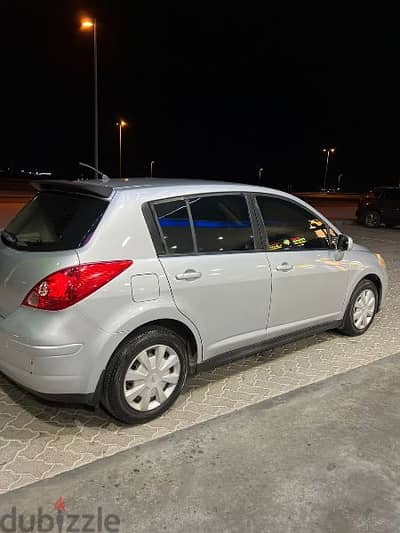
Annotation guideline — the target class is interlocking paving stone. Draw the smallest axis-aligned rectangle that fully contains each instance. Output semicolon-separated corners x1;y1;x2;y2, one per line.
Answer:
0;222;399;493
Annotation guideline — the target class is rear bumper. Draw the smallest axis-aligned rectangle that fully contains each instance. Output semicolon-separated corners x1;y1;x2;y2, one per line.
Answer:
2;371;105;407
0;307;124;402
355;207;366;220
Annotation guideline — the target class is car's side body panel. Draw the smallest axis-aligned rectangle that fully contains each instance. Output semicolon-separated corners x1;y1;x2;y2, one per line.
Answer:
159;252;272;360
265;249;350;337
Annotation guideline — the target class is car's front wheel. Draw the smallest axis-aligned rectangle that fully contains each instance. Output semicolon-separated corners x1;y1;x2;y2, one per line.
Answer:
339;279;378;336
103;326;189;424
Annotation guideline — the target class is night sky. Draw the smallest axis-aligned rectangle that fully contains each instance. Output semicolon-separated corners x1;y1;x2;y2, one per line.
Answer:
1;2;399;191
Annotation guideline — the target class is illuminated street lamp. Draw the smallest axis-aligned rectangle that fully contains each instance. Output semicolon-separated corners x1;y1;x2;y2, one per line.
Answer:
80;17;99;175
258;167;264;183
322;147;335;191
116;120;127;178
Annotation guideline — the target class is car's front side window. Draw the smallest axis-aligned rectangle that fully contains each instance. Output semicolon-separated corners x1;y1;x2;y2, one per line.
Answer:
188;195;254;253
256;195;331;252
389;190;400;202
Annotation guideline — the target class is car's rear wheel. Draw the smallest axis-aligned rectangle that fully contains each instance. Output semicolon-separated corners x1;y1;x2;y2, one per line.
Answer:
364;210;381;227
103;326;189;424
339;279;378;336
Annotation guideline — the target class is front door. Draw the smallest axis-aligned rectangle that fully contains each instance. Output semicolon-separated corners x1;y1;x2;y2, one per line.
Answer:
255;195;349;337
381;189;400;224
152;194;272;359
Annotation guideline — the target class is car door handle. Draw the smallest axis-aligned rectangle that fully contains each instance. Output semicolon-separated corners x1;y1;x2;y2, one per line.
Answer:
175;269;202;281
276;262;294;272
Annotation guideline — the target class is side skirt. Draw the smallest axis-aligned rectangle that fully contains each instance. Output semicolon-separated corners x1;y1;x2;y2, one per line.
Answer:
197;321;342;373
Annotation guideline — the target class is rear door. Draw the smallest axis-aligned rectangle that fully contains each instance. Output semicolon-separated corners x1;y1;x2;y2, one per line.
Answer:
384;190;400;224
255;195;349;337
152;194;272;360
377;190;393;223
0;191;108;317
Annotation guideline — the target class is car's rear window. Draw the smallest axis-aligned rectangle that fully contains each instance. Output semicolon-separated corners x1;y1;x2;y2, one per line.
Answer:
2;192;108;251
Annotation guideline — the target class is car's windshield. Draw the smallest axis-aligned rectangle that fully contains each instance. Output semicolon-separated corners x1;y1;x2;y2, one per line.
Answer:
2;192;108;251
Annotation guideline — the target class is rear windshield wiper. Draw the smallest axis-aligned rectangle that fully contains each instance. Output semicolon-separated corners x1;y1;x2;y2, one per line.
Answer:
1;230;28;248
1;230;17;244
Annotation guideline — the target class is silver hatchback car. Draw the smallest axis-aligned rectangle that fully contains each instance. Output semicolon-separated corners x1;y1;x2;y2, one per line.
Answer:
0;179;387;423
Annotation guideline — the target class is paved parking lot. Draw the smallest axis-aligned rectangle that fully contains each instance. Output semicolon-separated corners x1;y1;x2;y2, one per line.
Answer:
0;222;399;494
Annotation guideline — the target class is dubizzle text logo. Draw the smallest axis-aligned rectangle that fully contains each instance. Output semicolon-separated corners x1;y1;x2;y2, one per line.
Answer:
0;497;120;532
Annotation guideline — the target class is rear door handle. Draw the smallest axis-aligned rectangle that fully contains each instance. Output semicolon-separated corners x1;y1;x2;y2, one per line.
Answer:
276;262;294;272
175;269;202;281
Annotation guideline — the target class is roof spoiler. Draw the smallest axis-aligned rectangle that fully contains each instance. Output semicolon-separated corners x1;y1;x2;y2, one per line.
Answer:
31;180;114;199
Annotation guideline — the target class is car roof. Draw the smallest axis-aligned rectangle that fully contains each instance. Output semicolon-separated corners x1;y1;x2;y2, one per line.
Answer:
32;177;342;233
33;178;287;200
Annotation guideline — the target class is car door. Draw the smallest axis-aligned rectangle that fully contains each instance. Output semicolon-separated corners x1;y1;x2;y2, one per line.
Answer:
385;190;400;224
152;194;272;360
255;195;350;338
377;190;393;223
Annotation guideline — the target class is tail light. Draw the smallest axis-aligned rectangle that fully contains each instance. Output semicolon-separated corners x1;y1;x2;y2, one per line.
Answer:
359;190;375;207
22;260;133;311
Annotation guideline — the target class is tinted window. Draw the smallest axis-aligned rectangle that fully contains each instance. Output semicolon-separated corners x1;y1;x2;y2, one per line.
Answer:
189;195;254;253
2;192;108;251
154;200;194;254
388;190;400;201
256;196;330;251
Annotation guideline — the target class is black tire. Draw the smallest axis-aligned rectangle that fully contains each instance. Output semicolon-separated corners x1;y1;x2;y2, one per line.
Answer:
338;279;378;336
102;326;189;424
363;210;381;228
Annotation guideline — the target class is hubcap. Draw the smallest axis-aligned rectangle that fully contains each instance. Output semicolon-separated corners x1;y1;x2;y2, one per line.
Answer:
124;345;181;412
352;289;376;330
365;212;379;227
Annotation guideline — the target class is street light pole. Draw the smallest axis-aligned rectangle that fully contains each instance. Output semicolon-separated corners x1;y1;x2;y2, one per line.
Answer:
116;120;127;178
150;160;155;177
93;19;98;173
322;148;335;191
119;123;122;178
81;18;99;176
258;167;263;183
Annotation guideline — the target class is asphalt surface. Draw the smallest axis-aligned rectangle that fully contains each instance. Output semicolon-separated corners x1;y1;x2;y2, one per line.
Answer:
1;352;400;532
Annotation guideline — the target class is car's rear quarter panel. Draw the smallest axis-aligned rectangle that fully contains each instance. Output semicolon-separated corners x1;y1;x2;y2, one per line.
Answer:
75;190;203;362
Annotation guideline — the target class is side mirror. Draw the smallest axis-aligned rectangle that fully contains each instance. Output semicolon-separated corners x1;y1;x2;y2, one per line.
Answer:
337;234;353;251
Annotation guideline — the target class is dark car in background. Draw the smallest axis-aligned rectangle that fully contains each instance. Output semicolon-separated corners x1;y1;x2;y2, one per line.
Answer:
357;187;400;228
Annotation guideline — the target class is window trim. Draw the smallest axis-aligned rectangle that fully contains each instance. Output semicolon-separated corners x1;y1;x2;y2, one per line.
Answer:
142;202;166;255
253;193;337;253
147;192;262;257
150;196;195;255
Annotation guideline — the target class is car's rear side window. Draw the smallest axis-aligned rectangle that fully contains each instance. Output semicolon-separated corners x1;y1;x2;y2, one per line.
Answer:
153;200;194;254
188;195;254;253
152;194;254;255
2;192;108;251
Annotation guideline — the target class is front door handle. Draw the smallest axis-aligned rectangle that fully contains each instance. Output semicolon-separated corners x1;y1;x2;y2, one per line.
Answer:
276;262;294;272
175;269;202;281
